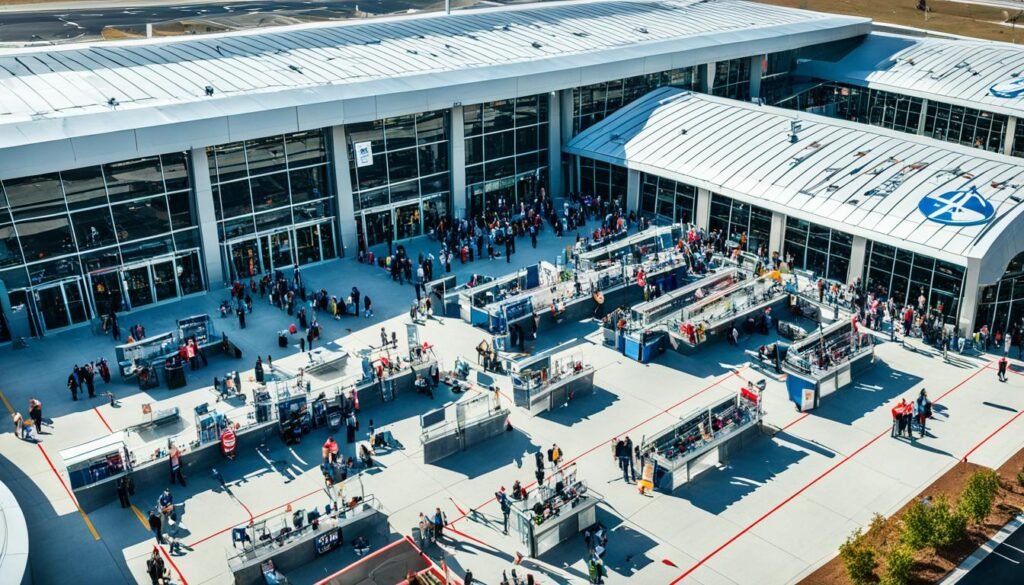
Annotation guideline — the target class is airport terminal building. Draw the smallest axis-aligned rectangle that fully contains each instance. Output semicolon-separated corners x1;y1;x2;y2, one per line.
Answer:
1;0;1024;341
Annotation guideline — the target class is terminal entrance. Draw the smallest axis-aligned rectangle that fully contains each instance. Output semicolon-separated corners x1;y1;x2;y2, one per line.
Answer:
33;278;90;332
226;221;336;280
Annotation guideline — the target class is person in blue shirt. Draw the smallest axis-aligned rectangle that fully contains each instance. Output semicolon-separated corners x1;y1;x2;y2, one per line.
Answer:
158;489;174;525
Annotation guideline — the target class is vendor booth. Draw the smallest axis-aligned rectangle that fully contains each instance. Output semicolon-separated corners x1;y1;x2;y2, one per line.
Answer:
115;314;234;389
640;384;764;492
60;432;132;491
670;274;789;351
419;391;510;464
314;534;459;585
783;319;875;412
510;464;601;557
507;344;595;415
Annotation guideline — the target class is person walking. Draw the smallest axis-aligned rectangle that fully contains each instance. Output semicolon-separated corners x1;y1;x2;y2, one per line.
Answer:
168;445;186;486
433;507;446;540
998;355;1009;382
84;364;96;398
149;508;164;544
624;436;636;482
500;494;511;535
146;547;167;585
364;295;373;318
916;389;930;438
28;398;42;434
68;371;79;401
615;439;629;483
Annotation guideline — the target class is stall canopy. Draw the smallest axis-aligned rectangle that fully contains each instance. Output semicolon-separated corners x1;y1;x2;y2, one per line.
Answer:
565;87;1024;284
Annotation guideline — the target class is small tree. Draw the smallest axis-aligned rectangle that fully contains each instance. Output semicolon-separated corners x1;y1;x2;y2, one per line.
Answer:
930;495;967;548
840;528;877;585
900;500;932;550
959;469;1000;524
881;544;915;585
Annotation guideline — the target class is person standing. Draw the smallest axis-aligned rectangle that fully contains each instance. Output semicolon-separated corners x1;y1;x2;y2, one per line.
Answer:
433;507;446;540
237;306;246;329
624;436;636;482
169;445;186;486
117;475;132;508
615;439;629;483
254;356;264;384
148;509;164;544
28;398;42;434
500;493;511;535
85;364;96;398
364;295;373;318
68;371;80;401
916;389;930;438
146;547;166;585
998;355;1009;382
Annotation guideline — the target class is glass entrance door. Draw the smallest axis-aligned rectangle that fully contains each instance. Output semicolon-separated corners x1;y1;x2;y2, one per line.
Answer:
231;239;262;279
33;278;90;332
90;271;124;317
152;260;179;303
125;266;153;308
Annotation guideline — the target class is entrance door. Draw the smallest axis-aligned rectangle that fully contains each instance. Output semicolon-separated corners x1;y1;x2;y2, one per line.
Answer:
125;266;154;308
90;271;125;316
231;239;262;279
33;278;90;331
152;260;179;303
270;231;293;270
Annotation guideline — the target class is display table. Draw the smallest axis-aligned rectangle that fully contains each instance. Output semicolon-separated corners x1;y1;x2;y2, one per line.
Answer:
508;345;595;415
784;319;875;411
511;466;601;557
420;392;510;463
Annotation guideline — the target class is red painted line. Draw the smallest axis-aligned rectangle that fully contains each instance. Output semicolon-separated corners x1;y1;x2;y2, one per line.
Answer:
449;368;745;527
158;544;188;585
668;361;993;584
449;496;468;517
962;408;1024;463
188;487;321;547
236;498;255;524
779;412;810;432
37;443;79;506
94;407;113;433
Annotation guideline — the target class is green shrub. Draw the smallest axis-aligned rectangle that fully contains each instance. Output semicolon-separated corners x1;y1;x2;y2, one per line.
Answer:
881;544;915;585
900;500;932;550
959;470;1000;524
930;495;967;548
839;528;877;585
868;512;887;536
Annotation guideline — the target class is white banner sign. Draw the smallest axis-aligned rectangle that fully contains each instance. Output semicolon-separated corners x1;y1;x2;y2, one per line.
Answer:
355;141;373;167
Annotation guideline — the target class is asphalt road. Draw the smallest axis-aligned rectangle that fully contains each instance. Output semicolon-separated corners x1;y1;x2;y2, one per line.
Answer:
0;0;436;44
955;519;1024;585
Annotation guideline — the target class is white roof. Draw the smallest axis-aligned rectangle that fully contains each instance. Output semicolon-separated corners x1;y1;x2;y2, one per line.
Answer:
798;32;1024;119
565;87;1024;283
0;0;867;153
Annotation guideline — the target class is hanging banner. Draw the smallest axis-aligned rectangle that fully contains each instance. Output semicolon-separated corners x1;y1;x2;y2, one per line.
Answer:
355;141;374;167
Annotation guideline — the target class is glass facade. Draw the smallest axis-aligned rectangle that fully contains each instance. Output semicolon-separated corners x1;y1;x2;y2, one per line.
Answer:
923;101;1007;153
775;83;924;135
465;94;549;217
572;67;698;135
577;158;628;208
346;111;450;248
759;51;796;105
209;130;337;280
782;217;853;282
639;173;697;224
0;152;203;333
710;57;752;101
708;193;772;252
863;241;965;318
976;252;1024;335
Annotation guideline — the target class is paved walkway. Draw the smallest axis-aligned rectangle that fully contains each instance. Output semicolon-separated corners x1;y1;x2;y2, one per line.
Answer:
2;226;1024;585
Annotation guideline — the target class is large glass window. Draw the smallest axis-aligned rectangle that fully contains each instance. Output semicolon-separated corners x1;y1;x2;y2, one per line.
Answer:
976;252;1024;336
465;95;549;217
782;217;852;282
864;241;964;318
708;193;772;253
577;158;628;208
711;58;751;101
573;67;697;135
638;172;696;224
774;83;924;135
924;101;1007;153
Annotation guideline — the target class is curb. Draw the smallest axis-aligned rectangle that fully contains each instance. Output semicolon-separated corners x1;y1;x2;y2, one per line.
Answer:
940;513;1024;584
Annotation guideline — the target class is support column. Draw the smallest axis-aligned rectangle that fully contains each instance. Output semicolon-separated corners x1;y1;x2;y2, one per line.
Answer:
1004;116;1017;156
329;125;358;257
695;188;712;231
699;62;715;95
547;91;563;200
626;169;640;214
560;89;575;192
450;105;467;219
768;212;785;255
957;259;982;337
189;147;225;288
917;99;929;136
847;236;868;285
749;55;763;102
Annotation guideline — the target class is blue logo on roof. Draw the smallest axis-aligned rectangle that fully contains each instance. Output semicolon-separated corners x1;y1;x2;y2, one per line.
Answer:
990;78;1024;98
919;186;995;226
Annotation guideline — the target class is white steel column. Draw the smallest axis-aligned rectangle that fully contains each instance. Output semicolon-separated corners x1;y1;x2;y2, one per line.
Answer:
695;188;712;230
699;63;715;94
329;125;358;257
560;89;574;193
547;91;563;200
626;169;640;214
917;99;929;136
957;258;983;337
450;104;467;219
749;55;763;101
1004;116;1017;156
189;147;225;288
768;212;785;255
847;235;868;285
